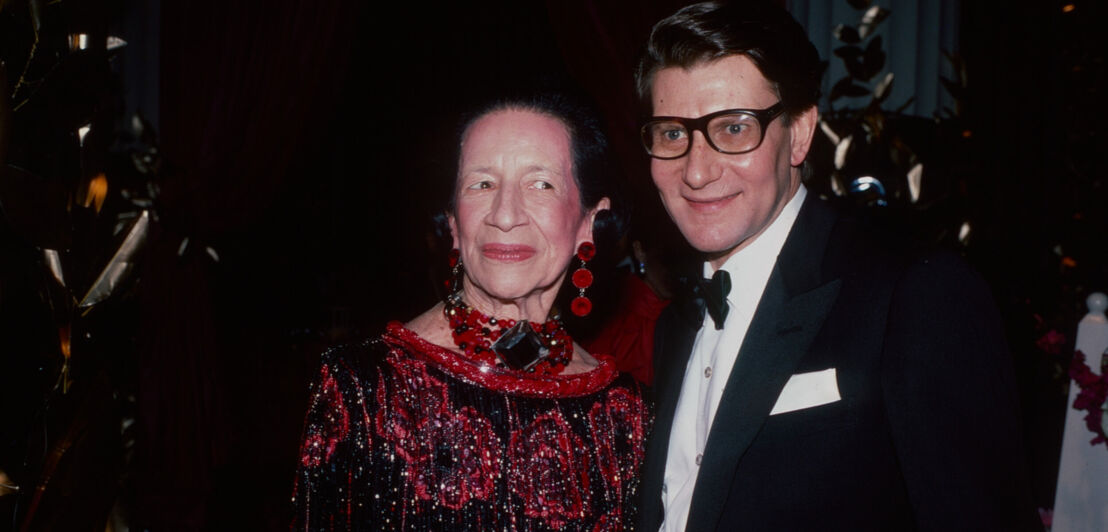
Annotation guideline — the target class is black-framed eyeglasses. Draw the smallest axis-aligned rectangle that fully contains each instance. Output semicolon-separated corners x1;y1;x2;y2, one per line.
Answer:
640;103;784;160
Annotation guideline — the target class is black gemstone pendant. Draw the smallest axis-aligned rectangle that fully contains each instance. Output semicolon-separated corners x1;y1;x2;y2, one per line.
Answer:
491;320;550;371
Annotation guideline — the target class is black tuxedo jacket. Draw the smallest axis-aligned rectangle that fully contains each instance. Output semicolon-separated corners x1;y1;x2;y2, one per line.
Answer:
640;195;1040;531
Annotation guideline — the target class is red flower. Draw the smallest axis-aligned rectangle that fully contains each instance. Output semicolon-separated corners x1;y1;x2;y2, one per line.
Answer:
300;433;326;469
588;387;647;490
509;409;591;529
373;352;500;509
591;510;621;532
299;364;350;468
1035;329;1066;356
375;354;451;461
1069;351;1108;446
408;406;501;509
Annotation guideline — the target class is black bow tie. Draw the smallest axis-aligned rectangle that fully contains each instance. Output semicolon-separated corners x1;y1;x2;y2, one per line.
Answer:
691;269;731;330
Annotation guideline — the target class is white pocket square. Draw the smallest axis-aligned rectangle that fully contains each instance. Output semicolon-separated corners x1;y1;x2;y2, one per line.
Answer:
769;368;841;415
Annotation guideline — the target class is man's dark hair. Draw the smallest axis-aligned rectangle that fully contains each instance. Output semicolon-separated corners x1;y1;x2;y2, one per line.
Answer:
635;1;822;123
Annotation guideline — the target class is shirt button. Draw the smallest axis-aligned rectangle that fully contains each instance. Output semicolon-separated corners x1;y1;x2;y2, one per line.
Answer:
704;366;712;378
696;453;703;466
662;483;668;494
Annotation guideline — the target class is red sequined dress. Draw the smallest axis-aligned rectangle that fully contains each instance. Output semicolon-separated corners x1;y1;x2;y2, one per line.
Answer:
292;322;648;530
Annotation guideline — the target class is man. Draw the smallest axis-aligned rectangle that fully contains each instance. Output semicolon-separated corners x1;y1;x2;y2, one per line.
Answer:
635;2;1040;530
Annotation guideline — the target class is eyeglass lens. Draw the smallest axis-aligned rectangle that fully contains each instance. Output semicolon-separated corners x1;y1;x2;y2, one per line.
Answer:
643;112;764;158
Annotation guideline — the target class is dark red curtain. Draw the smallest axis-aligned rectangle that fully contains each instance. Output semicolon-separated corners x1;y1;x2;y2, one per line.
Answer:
134;1;358;527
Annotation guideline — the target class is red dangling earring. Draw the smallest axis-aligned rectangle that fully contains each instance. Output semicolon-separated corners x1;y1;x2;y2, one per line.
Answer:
570;241;595;317
446;249;463;294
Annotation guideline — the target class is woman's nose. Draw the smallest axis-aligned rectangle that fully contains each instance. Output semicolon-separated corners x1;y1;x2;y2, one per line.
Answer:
486;185;527;231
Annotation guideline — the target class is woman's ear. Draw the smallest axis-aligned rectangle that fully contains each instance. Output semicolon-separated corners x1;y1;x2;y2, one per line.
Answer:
447;212;460;249
578;197;611;244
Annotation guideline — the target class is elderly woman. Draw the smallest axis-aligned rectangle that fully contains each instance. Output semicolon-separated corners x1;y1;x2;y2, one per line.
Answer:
291;90;647;530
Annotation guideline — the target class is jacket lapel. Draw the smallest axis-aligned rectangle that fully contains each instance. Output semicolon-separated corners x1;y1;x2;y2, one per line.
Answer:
685;195;843;531
641;302;700;529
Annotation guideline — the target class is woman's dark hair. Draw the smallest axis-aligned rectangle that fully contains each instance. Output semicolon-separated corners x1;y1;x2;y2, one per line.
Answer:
634;1;822;123
444;85;625;250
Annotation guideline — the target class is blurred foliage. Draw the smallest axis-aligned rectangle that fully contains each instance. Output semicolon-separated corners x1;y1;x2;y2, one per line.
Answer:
807;1;973;252
1;0;159;528
1019;0;1108;395
807;0;1108;404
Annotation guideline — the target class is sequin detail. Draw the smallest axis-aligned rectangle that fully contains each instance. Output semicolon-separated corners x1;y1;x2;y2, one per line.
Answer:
292;324;649;530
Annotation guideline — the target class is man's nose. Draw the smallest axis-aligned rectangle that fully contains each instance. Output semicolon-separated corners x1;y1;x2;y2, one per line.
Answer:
681;131;719;190
486;185;527;231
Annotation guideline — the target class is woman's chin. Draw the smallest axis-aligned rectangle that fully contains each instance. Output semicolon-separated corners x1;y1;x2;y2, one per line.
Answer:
468;280;550;306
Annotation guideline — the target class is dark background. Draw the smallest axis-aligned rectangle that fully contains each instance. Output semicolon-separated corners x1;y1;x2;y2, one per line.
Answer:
1;0;1104;529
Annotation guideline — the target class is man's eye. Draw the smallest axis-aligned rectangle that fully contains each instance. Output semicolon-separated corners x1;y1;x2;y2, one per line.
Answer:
714;116;755;138
663;129;685;141
532;180;554;190
468;180;493;190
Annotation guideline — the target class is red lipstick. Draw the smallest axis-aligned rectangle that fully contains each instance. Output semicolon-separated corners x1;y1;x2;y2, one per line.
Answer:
481;244;536;262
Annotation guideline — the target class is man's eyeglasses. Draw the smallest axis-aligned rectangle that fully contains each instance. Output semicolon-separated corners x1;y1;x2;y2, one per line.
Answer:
640;103;784;159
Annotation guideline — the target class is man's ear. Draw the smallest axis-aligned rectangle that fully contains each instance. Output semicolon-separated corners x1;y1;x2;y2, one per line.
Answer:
578;197;611;244
789;105;819;167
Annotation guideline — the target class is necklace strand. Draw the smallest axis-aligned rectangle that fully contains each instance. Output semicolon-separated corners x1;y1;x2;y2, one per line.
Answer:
442;294;572;375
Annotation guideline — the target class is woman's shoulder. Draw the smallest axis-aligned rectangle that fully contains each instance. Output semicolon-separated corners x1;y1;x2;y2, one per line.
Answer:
314;329;408;383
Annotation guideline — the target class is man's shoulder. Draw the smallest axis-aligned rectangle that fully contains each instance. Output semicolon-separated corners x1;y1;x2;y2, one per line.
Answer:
795;195;910;278
807;196;991;302
812;196;966;274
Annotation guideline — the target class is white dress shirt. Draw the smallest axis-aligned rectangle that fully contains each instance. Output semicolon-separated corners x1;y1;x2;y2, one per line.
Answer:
660;185;807;531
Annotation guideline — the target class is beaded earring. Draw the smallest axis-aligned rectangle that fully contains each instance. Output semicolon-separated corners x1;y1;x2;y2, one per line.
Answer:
446;249;463;294
570;241;595;317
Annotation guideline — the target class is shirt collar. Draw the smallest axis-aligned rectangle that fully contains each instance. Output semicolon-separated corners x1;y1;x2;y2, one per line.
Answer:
703;184;807;307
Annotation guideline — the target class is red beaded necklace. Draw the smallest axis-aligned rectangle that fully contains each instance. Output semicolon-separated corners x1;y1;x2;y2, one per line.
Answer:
442;293;573;375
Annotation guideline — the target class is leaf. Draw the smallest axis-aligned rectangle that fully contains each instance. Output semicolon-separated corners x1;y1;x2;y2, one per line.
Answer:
943;49;968;85
830;76;852;102
907;162;923;203
79;211;150;308
893;96;916;114
862;110;886;138
857;6;891;39
861;36;886;80
843;56;869;81
43;249;66;288
830;76;870;102
30;0;45;33
846;0;872;9
939;76;965;100
833;45;864;60
865;35;884;56
834;135;853;170
819;120;841;145
874;72;895;101
833;24;861;44
843;83;871;98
